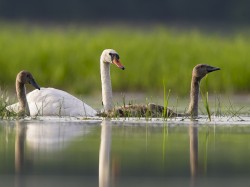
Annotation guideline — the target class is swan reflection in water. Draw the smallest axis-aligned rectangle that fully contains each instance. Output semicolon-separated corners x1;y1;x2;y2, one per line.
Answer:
99;120;112;187
25;121;92;152
189;121;199;187
13;120;97;187
15;122;26;187
12;120;201;187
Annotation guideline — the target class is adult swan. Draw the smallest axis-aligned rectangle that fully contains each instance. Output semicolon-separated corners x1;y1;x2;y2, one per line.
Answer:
8;49;125;117
100;49;125;113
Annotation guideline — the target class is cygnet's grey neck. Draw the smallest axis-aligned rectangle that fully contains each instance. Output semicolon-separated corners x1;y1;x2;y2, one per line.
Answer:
187;76;201;118
16;81;30;116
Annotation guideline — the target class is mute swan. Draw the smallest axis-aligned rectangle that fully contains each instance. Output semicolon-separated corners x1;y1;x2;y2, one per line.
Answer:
109;64;220;118
8;76;96;118
8;49;124;117
8;71;97;117
100;49;125;113
7;70;40;116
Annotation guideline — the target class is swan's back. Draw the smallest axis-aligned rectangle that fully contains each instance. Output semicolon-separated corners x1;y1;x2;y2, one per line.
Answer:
8;88;97;117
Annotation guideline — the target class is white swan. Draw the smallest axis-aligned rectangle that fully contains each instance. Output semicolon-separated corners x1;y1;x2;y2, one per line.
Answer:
100;49;125;113
7;71;96;117
8;49;124;117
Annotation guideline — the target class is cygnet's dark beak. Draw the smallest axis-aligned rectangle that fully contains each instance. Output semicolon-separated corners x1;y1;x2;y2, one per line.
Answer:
29;79;40;90
207;65;221;73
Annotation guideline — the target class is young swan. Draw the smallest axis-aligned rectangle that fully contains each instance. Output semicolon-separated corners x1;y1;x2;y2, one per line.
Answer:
9;71;40;116
186;64;220;117
109;64;220;118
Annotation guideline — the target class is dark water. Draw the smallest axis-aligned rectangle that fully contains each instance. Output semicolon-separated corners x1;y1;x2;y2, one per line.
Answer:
0;119;249;187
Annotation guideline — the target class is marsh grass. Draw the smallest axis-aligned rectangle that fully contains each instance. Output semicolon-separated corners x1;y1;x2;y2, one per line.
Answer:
0;23;249;96
163;80;171;119
226;98;245;121
0;89;18;119
200;75;212;121
203;92;211;121
214;94;222;117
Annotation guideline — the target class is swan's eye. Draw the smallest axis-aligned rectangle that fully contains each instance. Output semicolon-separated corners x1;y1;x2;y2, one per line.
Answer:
109;53;115;61
109;53;114;57
115;54;120;60
109;53;119;61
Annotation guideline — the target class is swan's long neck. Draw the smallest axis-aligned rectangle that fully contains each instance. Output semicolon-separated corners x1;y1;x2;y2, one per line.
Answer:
16;81;30;116
101;60;113;112
187;76;200;118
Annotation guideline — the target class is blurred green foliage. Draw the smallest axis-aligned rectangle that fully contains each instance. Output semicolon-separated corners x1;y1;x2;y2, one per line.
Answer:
0;23;249;96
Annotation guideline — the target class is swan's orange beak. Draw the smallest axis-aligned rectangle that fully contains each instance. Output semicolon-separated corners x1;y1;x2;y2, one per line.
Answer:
113;59;125;70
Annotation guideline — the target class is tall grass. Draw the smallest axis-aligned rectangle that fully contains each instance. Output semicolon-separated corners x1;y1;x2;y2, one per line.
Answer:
201;75;212;120
0;88;17;119
0;22;250;97
163;80;171;119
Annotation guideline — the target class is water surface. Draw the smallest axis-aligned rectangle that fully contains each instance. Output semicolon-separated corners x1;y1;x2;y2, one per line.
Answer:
0;118;249;187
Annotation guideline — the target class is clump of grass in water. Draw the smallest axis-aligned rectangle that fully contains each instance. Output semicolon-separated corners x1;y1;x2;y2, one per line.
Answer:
0;89;18;119
203;92;211;121
214;94;222;117
145;98;152;120
226;98;245;121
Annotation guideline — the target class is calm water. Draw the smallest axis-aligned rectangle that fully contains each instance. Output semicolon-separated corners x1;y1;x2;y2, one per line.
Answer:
0;118;250;187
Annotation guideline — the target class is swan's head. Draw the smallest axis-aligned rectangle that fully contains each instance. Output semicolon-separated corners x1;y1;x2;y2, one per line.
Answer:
192;64;220;79
17;71;41;90
101;49;125;70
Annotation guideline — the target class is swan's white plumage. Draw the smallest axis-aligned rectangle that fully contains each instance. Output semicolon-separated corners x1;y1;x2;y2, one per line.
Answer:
7;49;124;117
7;87;97;117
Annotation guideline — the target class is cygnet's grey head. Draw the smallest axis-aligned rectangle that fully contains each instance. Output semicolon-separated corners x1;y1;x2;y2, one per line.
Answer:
192;64;220;80
17;70;40;90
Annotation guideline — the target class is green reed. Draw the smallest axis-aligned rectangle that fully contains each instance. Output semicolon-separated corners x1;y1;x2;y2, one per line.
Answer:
0;22;249;97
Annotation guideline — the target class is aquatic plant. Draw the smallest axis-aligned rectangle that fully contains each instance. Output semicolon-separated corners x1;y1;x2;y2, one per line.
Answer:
200;75;212;121
226;98;245;121
0;89;18;119
163;80;171;119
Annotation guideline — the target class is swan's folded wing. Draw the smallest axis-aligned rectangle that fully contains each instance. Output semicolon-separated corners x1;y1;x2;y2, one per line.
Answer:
6;103;20;113
26;88;97;117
